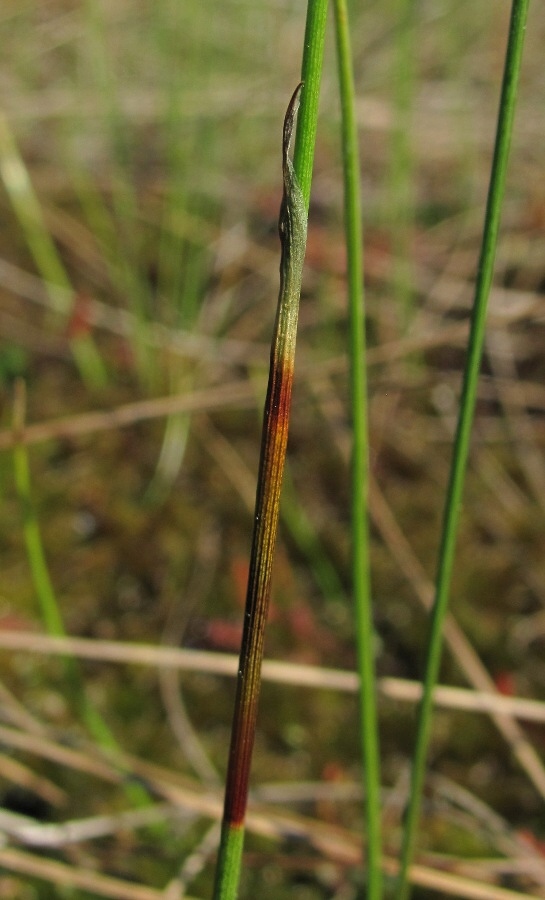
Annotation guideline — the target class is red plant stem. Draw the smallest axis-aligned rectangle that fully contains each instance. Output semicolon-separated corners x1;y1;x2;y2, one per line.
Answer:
221;85;307;828
223;357;294;826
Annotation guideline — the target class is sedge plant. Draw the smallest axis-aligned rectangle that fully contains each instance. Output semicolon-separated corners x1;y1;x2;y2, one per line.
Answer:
213;0;531;897
332;0;382;897
212;0;387;894
0;0;535;896
12;380;118;750
394;1;531;898
11;379;155;815
211;82;310;900
212;2;328;895
387;0;416;330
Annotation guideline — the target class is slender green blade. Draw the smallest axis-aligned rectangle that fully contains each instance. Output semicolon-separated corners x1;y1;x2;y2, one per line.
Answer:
395;2;531;897
333;1;383;897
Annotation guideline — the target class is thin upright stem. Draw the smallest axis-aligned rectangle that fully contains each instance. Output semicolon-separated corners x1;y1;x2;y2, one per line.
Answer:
293;0;329;210
333;1;382;898
213;82;311;900
213;3;328;893
395;2;531;898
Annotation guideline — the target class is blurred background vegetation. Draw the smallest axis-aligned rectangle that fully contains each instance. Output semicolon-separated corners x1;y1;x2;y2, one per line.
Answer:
1;0;545;897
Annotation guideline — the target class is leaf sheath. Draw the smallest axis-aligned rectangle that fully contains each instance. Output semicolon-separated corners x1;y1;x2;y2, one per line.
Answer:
213;85;308;899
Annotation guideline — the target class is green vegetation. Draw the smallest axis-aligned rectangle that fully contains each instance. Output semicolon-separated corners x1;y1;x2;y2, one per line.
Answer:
0;1;542;899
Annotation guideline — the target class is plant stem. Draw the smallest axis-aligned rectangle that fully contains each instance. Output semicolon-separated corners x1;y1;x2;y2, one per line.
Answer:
394;2;530;898
212;83;309;900
293;0;329;210
213;1;328;889
389;0;416;330
332;1;382;898
12;379;152;811
0;112;107;389
12;382;66;640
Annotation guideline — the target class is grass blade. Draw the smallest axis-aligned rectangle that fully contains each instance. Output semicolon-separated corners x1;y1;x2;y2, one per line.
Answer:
12;381;66;639
332;1;382;897
0;112;107;389
212;1;329;888
395;2;531;897
11;380;153;811
293;1;329;210
212;83;308;899
388;0;416;329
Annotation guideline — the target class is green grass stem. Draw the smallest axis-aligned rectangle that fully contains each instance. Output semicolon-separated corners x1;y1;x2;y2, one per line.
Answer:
0;112;107;389
81;0;156;386
11;381;109;729
213;825;245;900
12;387;66;640
293;0;329;211
332;1;382;898
389;0;416;329
11;380;152;810
394;2;531;897
212;23;328;882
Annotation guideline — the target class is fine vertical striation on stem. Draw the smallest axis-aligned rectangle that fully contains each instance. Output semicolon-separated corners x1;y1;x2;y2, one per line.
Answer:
333;0;383;896
394;1;531;898
212;84;307;899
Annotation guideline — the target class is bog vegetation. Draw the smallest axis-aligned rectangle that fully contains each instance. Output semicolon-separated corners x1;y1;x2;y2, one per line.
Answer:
0;1;544;898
